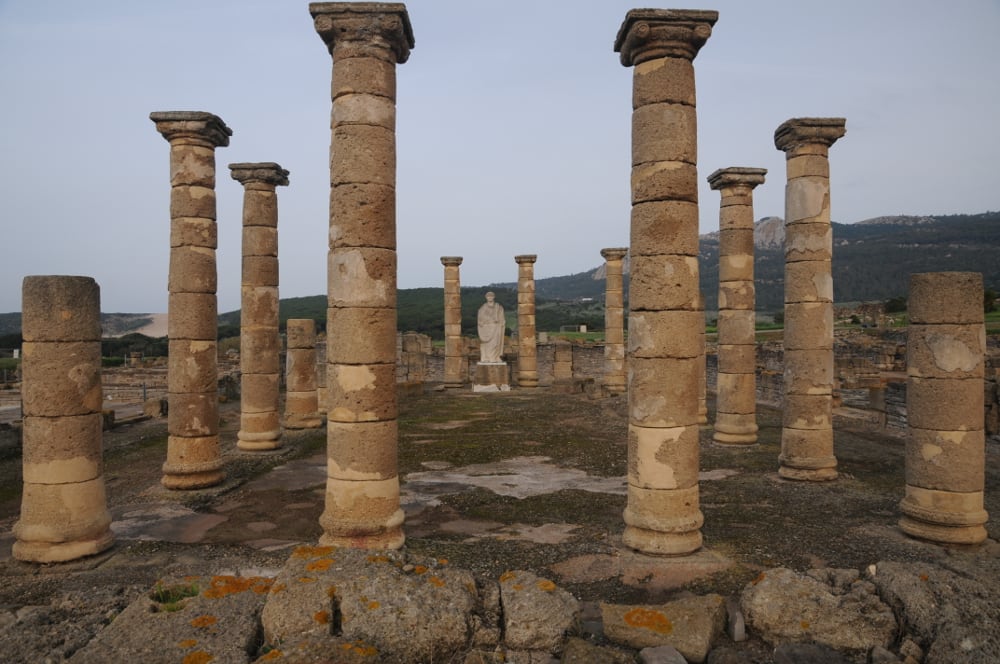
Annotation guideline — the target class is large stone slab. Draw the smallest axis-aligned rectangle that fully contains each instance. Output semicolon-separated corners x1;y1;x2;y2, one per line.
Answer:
70;574;272;664
740;567;896;655
500;569;580;653
601;594;726;663
261;546;480;662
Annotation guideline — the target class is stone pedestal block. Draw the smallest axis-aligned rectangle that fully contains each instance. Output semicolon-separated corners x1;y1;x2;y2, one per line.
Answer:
152;110;230;490
616;8;717;555
313;1;413;550
473;363;511;392
775;117;845;480
900;272;988;544
14;276;113;563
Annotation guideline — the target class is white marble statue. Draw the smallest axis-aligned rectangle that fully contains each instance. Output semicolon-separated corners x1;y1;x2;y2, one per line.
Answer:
477;291;506;363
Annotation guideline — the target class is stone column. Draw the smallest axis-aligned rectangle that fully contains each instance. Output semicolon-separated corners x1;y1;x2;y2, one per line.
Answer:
230;162;289;451
615;9;717;555
601;248;628;396
14;276;114;563
312;2;413;550
552;338;574;391
899;272;989;544
285;318;324;429
697;292;708;425
151;111;231;490
515;255;539;388
708;167;766;445
774;117;846;481
441;256;464;388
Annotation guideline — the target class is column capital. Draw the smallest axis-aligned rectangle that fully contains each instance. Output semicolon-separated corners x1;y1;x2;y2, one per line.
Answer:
440;256;463;267
707;167;767;191
601;247;629;262
150;111;231;147
614;9;718;67
774;118;846;153
515;254;537;265
229;162;290;187
311;2;414;63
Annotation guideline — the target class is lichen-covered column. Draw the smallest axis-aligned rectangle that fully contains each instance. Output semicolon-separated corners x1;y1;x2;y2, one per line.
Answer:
440;256;464;388
151;111;231;489
312;2;413;549
601;247;628;396
230;162;289;451
285;318;324;429
899;272;989;544
774;117;845;481
708;167;766;445
14;276;113;563
515;254;539;388
615;9;717;555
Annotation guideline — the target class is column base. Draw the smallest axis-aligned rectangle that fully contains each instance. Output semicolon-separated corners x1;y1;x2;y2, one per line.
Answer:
161;465;225;490
713;430;758;445
12;529;114;564
778;464;838;482
898;516;988;545
285;413;325;429
713;415;758;445
237;429;283;451
622;525;703;556
898;485;989;545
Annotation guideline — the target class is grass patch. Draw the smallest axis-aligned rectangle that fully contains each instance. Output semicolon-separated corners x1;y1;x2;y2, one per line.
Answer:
150;581;199;612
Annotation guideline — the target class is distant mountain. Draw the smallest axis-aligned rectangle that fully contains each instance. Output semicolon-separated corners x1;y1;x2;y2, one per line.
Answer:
4;212;997;338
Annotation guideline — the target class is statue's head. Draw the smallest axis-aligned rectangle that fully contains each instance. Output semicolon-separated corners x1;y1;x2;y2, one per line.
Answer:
485;291;495;303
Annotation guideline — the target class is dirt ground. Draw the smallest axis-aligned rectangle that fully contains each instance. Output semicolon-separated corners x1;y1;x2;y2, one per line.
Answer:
0;388;997;661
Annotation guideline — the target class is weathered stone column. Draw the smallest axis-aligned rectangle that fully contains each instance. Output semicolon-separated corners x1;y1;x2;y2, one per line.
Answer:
552;338;574;391
615;9;716;555
14;276;114;563
151;111;231;490
515;254;539;388
601;248;628;396
285;318;324;429
899;272;989;544
697;292;708;425
441;256;464;388
774;117;846;481
708;167;766;445
312;2;413;549
230;162;289;451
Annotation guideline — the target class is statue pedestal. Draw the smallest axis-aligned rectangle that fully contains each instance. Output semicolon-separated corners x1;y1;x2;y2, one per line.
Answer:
473;362;510;392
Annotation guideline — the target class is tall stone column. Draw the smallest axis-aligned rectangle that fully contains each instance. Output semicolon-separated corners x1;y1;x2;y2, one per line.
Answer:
899;272;989;544
615;9;717;555
230;162;289;451
774;117;846;481
708;167;766;445
312;2;413;550
440;256;464;388
151;111;231;490
14;276;113;563
285;318;324;429
697;292;708;425
515;254;539;388
601;247;628;396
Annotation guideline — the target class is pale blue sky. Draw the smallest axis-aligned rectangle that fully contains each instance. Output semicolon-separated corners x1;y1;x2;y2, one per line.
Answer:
1;0;997;313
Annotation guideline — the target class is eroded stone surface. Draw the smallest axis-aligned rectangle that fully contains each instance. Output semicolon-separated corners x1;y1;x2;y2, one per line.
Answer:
602;594;726;663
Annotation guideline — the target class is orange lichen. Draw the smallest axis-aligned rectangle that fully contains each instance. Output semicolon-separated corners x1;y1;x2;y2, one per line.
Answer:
343;641;379;657
292;545;335;560
512;584;523;591
413;565;428;575
182;651;214;664
919;573;929;582
258;650;283;660
202;576;273;599
269;583;286;594
801;621;810;630
367;554;390;563
314;610;330;624
428;577;445;588
499;571;517;583
306;558;334;572
752;572;767;585
368;600;380;610
326;586;338;598
183;575;202;583
624;608;673;635
190;614;218;628
178;639;198;649
437;558;449;565
536;580;556;592
297;577;316;584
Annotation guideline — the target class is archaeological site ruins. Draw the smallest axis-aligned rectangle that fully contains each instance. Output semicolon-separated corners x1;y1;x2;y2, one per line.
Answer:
2;3;997;663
